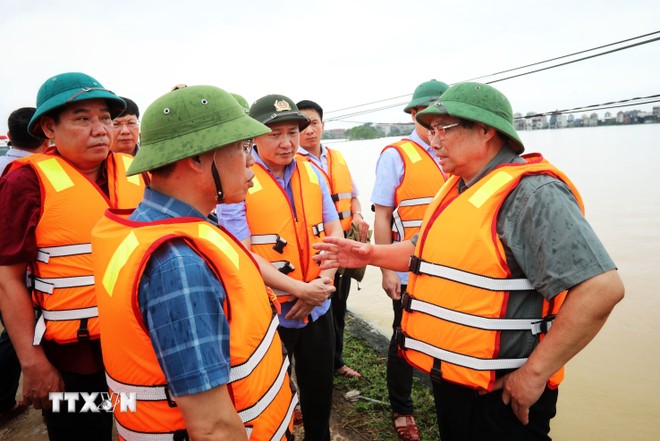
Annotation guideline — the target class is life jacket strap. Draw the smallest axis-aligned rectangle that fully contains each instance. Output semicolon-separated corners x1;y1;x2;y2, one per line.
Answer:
312;222;325;237
337;210;352;220
36;243;93;263
30;275;95;295
401;332;527;371
251;234;288;254
271;260;295;275
229;315;280;383
402;293;554;335
331;192;352;202
408;255;535;292
33;306;99;345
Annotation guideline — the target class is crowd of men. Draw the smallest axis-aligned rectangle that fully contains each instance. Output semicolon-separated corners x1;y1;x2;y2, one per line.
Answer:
0;72;623;441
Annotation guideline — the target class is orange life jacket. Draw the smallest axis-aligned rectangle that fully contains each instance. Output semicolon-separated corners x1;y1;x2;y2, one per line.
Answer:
298;147;354;232
401;154;584;391
91;210;297;441
9;152;144;344
382;140;446;241
245;157;324;302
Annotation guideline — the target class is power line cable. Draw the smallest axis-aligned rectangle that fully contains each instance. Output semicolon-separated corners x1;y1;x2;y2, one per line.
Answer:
465;30;660;83
325;30;660;118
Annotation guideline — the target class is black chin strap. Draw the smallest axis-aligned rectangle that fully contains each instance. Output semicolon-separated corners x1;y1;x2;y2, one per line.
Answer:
211;157;224;203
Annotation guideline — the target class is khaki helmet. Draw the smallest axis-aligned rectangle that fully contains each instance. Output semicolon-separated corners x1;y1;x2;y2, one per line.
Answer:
416;82;524;153
404;79;449;114
127;85;270;175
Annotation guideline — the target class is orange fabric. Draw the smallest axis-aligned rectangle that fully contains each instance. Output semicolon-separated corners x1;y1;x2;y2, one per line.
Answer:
383;140;446;241
245;157;324;301
402;154;583;391
299;148;354;231
91;211;295;439
10;152;144;343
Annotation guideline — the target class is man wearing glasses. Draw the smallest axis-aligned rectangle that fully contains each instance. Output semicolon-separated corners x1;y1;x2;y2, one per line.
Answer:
314;82;624;440
0;72;146;440
109;96;140;156
371;79;449;441
218;94;343;441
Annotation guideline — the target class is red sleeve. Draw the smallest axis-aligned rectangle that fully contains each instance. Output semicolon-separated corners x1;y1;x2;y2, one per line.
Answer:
0;166;41;264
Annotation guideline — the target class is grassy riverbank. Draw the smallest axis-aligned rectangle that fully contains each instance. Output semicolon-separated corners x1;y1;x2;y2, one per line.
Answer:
330;313;440;440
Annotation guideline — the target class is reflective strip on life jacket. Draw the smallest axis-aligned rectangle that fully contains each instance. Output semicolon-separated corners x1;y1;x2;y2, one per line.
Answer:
36;243;92;263
106;374;170;402
409;256;534;292
331;192;352;202
337;210;352;220
392;197;435;242
401;333;527;371
251;234;288;253
33;306;98;345
403;294;553;335
238;356;290;423
31;275;95;294
230;315;280;382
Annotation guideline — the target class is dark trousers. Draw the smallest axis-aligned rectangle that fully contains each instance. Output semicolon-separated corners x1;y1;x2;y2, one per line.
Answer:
278;309;335;441
387;287;414;415
0;312;21;412
331;272;352;370
432;378;558;441
42;370;113;441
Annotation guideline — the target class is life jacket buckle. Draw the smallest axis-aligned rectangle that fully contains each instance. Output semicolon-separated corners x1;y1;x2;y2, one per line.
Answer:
279;262;294;275
408;255;422;274
273;236;287;254
164;386;178;408
532;314;556;335
401;292;413;312
77;318;90;342
173;429;190;441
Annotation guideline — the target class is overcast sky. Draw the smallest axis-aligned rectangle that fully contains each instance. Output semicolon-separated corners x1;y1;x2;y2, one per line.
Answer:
1;0;658;133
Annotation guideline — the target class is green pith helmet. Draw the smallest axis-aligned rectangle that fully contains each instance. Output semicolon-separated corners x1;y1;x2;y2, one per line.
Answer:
404;79;450;114
231;93;250;113
249;94;310;130
416;82;524;153
28;72;126;137
127;85;270;175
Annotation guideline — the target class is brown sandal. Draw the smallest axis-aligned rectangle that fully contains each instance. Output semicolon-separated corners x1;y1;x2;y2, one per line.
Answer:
335;364;363;380
391;412;420;441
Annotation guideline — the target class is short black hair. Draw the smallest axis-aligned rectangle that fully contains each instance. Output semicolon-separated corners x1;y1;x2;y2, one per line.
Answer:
118;97;140;118
8;107;45;150
296;100;323;120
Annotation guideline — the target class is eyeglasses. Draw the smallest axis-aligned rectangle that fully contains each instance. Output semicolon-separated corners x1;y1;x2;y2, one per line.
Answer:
241;139;254;155
428;122;461;141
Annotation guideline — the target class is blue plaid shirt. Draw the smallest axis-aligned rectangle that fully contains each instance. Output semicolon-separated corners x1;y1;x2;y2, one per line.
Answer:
132;188;231;397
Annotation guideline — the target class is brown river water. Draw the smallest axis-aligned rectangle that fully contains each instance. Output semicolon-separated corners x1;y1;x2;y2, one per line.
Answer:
331;124;660;440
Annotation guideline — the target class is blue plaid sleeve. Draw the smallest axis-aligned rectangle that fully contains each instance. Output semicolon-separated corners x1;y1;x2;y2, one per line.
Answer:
138;239;231;397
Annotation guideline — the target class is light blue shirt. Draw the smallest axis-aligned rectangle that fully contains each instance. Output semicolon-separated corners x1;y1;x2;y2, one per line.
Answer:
0;148;33;174
297;145;360;197
216;148;337;328
370;130;443;285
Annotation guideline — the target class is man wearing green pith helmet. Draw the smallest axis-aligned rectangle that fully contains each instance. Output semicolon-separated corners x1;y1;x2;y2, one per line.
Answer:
314;82;624;440
91;85;298;440
0;72;146;441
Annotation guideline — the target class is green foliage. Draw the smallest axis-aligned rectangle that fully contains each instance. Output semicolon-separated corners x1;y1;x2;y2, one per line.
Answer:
345;123;385;141
333;334;440;440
